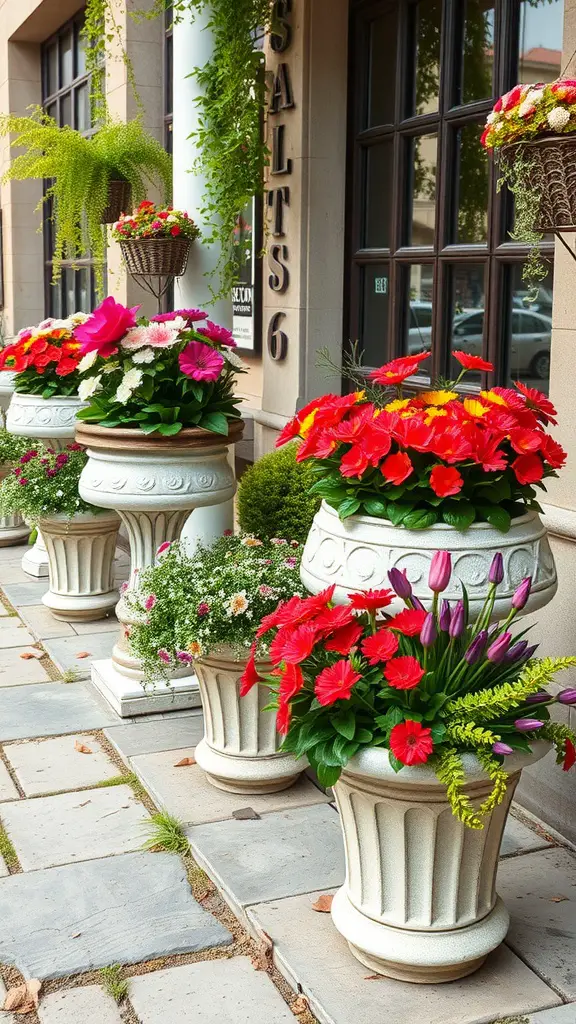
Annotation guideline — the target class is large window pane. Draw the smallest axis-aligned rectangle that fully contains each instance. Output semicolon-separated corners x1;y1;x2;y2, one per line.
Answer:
364;141;394;248
75;83;90;132
506;265;553;395
367;10;398;127
413;0;442;116
454;123;489;244
408;133;437;246
460;1;494;105
46;44;58;97
60;31;73;88
519;0;563;84
404;264;433;369
361;263;390;366
449;264;486;381
60;93;72;128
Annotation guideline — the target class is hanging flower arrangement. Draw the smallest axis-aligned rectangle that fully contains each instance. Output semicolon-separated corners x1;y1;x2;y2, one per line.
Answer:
0;314;89;397
111;201;200;242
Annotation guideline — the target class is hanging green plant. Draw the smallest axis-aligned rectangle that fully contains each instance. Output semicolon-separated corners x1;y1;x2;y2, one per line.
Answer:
0;109;172;293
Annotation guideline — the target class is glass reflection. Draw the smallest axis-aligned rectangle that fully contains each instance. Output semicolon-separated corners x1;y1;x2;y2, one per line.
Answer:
367;11;398;127
414;0;442;115
506;265;553;395
361;264;390;366
449;264;486;382
455;123;489;243
364;141;394;248
519;0;564;84
410;134;437;245
461;1;494;104
405;265;433;372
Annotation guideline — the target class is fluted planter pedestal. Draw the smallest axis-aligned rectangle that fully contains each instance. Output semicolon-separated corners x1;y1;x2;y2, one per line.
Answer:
194;650;302;794
6;392;87;577
0;375;31;547
39;511;120;621
331;742;549;983
77;421;243;717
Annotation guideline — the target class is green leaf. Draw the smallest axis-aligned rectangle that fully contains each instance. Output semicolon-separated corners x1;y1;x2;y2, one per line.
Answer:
199;412;229;435
363;498;387;517
333;736;360;763
388;753;404;773
403;509;438;530
333;710;356;740
338;497;361;520
386;502;415;526
430;723;447;743
442;501;476;531
355;728;374;743
140;421;163;435
316;763;343;788
478;504;511;533
155;422;183;436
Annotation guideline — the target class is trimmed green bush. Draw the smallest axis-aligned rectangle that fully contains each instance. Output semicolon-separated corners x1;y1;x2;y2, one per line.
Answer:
237;443;320;544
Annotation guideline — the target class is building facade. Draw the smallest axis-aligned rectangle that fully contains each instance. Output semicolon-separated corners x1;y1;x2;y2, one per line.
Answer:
1;0;575;839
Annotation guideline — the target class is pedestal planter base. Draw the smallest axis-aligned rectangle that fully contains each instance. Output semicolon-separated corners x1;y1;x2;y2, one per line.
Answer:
90;659;201;718
194;738;302;795
39;512;120;623
22;532;49;578
331;889;508;984
0;515;30;548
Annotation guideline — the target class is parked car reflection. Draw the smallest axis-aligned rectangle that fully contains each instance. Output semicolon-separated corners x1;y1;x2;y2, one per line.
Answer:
451;308;551;381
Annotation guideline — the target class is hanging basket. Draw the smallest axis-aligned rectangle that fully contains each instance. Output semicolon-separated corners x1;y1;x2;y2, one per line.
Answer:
100;180;131;224
506;136;576;233
119;237;191;277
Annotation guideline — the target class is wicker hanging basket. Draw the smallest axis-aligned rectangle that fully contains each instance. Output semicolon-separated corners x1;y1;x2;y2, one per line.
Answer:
506;136;576;233
100;180;132;224
119;237;191;277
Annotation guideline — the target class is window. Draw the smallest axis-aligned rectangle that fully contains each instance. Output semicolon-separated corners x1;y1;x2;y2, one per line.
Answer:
164;5;173;154
346;0;563;395
41;14;98;318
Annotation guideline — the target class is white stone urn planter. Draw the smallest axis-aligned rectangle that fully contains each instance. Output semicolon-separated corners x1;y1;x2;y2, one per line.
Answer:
6;392;87;577
39;511;120;622
194;649;303;794
0;371;17;424
301;501;557;620
0;374;30;547
76;421;243;717
331;742;549;983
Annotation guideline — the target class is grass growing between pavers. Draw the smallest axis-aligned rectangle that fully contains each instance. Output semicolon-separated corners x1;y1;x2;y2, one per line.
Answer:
99;964;128;1003
142;812;191;855
0;821;20;873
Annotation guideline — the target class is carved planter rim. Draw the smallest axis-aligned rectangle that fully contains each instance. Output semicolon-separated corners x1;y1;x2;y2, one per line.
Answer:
10;392;83;403
318;499;539;532
197;645;271;670
38;509;121;529
76;418;244;452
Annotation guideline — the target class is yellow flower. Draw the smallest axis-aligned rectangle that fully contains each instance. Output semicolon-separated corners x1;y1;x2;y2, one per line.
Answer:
354;390;366;401
425;407;448;423
299;409;318;437
463;398;488;418
241;537;263;547
420;390;458;406
187;641;203;657
480;389;507;406
385;398;412;413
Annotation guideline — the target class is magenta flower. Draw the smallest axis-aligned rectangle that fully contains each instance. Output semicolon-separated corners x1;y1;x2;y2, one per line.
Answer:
176;651;194;664
20;451;38;464
144;594;157;611
223;528;233;537
420;612;437;648
74;296;140;357
429;550;452;592
197;320;236;348
512;577;532;610
493;741;513;755
120;581;129;594
157;542;171;556
197;602;210;616
514;718;544;731
151;308;207;324
19;478;28;486
179;340;224;382
157;648;172;664
284;557;297;568
259;585;274;597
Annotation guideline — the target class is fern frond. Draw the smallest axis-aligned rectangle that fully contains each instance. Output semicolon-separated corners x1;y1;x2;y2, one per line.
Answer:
445;722;499;748
476;750;510;816
539;722;576;766
434;748;484;829
518;656;576;690
445;657;576;724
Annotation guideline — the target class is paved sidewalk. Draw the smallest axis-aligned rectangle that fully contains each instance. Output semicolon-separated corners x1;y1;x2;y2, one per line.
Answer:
0;540;575;1024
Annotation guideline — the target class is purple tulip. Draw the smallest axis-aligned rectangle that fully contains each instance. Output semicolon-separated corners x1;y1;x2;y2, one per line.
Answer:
449;601;465;638
439;599;451;632
465;629;488;665
493;741;514;755
487;631;512;664
526;690;550;704
429;550;452;593
558;689;576;705
488;622;500;639
489;552;504;585
388;567;412;600
420;612;437;648
504;640;528;664
412;595;426;612
523;644;539;660
512;577;532;611
514;718;544;732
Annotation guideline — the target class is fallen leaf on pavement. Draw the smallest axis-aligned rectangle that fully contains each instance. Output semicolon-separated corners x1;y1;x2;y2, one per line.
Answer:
3;979;42;1013
311;894;333;913
232;807;260;820
19;650;43;660
74;740;93;754
173;757;196;767
75;651;91;659
251;930;273;971
364;974;381;981
550;895;569;902
292;995;310;1013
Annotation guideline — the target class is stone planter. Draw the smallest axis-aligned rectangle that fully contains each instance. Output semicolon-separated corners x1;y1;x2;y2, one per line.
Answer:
39;511;120;622
331;742;549;983
0;465;30;548
0;371;17;425
76;420;243;716
194;649;303;794
6;392;87;577
301;501;557;620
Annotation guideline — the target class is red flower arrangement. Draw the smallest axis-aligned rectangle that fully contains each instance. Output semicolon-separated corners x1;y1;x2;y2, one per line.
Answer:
0;315;86;398
111;201;200;242
277;352;566;533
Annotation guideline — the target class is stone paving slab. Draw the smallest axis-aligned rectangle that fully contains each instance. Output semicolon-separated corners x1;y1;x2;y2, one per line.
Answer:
132;749;330;826
0;645;53;686
2;580;50;607
498;847;576;1000
0;603;10;615
0;562;37;585
106;715;205;759
42;634;116;680
5;734;120;796
0;760;19;801
129;957;294;1023
501;813;554;857
248;894;561;1024
0;618;34;648
71;616;119;635
0;850;232;979
18;605;75;640
187;804;344;914
0;855;9;876
0;683;118;741
519;1006;576;1022
37;985;123;1023
1;784;148;870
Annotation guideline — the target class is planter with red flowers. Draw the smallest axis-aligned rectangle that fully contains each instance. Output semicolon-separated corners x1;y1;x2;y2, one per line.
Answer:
112;202;200;278
287;351;561;618
249;555;576;982
0;313;88;576
73;297;245;716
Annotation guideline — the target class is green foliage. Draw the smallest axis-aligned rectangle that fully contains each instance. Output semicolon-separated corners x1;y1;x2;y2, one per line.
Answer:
0;820;19;871
476;749;509;816
540;721;576;766
0;110;172;292
0;430;34;467
497;151;548;299
445;722;499;748
141;812;191;855
99;965;128;1004
0;443;101;522
237;443;321;544
434;749;484;830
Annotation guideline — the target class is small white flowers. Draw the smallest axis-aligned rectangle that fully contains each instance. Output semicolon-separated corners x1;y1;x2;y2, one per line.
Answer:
78;374;102;401
77;350;99;374
518;99;536;119
547;106;571;131
132;347;156;364
486;111;500;125
115;367;143;403
223;590;250;616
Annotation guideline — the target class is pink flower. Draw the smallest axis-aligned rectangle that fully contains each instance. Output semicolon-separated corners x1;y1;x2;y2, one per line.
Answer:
144;594;157;611
259;585;274;597
19;478;28;486
284;557;297;568
197;320;236;348
157;648;172;664
120;581;129;594
74;296;140;357
151;309;207;324
179;341;224;382
197;602;210;616
122;322;180;351
176;651;194;664
156;542;171;556
223;528;233;536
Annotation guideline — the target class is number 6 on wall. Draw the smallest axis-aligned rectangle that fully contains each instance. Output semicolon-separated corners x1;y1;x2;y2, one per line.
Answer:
267;311;288;361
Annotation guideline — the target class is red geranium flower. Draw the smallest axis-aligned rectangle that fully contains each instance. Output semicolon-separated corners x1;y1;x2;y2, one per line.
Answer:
361;628;399;665
453;351;494;373
514;381;558;425
239;648;262;696
347;588;395;613
387;608;427;636
509;428;543;455
389;720;434;765
315;660;361;706
432;432;474;464
369;352;430;386
384;655;425;690
281;623;318;664
512;453;544;485
541;435;567;470
313;604;355;634
393;417;434;452
55;357;79;376
331;405;375;442
276;700;292;735
269;624;293;664
340;444;370;479
563;738;576;772
324;620;364;655
170;224;181;236
430;465;464;497
278;663;305;702
381;451;413;485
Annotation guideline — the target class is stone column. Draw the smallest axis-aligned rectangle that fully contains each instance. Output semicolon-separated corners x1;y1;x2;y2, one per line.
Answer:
172;7;235;545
